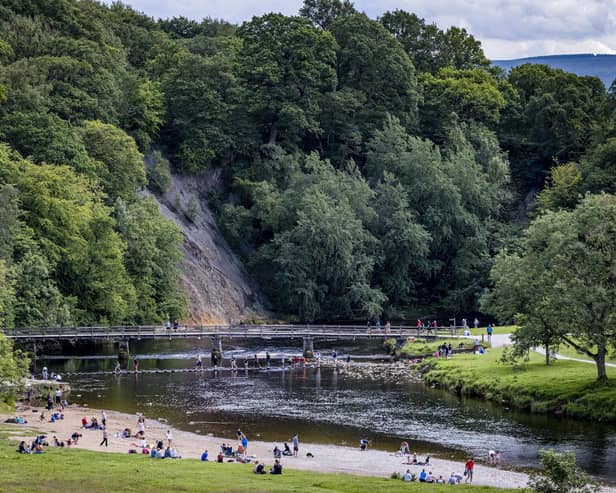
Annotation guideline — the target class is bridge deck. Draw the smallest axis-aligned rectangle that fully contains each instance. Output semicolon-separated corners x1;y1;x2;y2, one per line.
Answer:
3;324;462;341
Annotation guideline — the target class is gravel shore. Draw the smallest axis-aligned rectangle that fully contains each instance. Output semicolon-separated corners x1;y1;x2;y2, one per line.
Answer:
3;403;531;489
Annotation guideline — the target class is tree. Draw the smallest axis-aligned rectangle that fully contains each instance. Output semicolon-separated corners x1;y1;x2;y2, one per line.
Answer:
0;330;29;403
0;111;97;175
237;14;337;147
380;10;489;74
500;64;606;193
299;0;356;29
420;68;507;143
114;197;186;323
0;144;136;324
160;49;240;172
370;173;431;306
146;150;172;194
537;163;582;212
483;194;616;381
79;120;146;201
481;250;565;365
330;14;419;132
528;449;597;493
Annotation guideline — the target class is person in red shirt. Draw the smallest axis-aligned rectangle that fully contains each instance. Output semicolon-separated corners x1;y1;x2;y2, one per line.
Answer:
465;457;475;483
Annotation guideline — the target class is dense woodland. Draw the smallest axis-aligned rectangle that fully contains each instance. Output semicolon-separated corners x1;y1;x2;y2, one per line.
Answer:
0;0;615;329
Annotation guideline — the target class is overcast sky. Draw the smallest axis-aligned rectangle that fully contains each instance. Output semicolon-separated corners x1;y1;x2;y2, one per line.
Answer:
108;0;616;59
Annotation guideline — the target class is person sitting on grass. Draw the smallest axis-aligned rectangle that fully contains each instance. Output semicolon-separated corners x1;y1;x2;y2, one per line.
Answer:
253;461;266;474
282;442;292;456
402;469;413;482
150;447;157;458
169;448;180;459
18;441;30;454
270;459;283;474
425;471;434;483
419;469;427;482
201;450;209;461
273;445;281;458
217;451;224;463
71;432;82;444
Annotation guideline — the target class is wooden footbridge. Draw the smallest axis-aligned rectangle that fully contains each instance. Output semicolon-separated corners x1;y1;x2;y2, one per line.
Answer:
3;324;462;358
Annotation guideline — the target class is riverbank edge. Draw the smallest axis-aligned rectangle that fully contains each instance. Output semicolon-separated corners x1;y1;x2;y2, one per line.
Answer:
1;402;533;490
420;350;616;423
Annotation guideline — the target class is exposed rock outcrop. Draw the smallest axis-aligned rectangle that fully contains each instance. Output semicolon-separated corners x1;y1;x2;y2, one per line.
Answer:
148;170;269;324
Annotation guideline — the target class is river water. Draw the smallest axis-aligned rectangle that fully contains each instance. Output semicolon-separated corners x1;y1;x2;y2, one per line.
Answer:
39;339;616;481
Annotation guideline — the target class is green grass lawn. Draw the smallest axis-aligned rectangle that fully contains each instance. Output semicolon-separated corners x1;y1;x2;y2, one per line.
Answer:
467;325;517;336
423;347;616;421
0;440;518;493
552;344;616;364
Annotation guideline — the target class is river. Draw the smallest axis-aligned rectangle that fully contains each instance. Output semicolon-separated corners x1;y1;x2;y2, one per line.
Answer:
39;339;616;481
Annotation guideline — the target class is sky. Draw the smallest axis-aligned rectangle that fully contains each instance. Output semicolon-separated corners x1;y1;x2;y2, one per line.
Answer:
106;0;616;59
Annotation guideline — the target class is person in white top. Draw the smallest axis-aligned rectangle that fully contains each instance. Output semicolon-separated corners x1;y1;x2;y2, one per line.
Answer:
166;429;173;447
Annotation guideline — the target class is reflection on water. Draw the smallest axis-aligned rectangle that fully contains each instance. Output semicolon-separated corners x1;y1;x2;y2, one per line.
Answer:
40;342;616;481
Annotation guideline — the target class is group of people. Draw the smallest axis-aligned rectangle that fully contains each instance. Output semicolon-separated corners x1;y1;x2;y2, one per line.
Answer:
17;435;47;454
252;459;283;474
436;343;453;358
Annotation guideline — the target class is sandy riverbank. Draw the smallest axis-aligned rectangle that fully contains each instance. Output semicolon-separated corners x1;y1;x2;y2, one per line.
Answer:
2;403;532;489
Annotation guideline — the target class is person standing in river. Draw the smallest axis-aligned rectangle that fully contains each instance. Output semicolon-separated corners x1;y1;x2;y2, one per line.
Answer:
266;352;271;369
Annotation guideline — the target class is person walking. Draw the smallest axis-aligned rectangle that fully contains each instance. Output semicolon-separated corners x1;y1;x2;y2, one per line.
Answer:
486;324;493;344
292;433;299;457
101;410;107;428
474;318;479;329
332;350;337;367
464;457;474;483
100;428;108;447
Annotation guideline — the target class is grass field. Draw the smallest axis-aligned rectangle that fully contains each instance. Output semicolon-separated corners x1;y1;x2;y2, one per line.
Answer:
0;439;518;493
467;325;517;336
423;347;616;421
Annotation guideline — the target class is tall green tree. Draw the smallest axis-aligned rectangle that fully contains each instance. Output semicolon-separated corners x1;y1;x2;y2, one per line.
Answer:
299;0;356;29
237;14;337;147
484;194;616;381
380;10;489;74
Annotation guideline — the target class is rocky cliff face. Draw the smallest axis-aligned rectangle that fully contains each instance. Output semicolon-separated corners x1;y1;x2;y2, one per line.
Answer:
148;170;269;324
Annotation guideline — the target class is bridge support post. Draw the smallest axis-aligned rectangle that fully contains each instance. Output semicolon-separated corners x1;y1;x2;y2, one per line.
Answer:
118;340;130;368
303;337;314;359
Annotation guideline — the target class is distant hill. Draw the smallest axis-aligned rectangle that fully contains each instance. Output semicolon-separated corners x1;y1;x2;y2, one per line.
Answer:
493;54;616;88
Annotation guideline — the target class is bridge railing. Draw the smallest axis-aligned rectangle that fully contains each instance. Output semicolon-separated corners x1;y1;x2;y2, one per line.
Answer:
2;323;465;339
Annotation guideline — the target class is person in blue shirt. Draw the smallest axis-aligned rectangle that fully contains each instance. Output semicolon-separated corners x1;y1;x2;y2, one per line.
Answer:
150;447;157;458
419;469;428;482
201;449;208;461
486;324;493;343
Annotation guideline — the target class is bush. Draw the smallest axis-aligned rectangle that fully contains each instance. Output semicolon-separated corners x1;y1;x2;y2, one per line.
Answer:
147;151;172;194
528;449;598;493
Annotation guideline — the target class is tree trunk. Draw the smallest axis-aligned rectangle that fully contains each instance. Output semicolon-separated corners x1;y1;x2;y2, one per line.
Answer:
544;344;550;366
594;347;608;383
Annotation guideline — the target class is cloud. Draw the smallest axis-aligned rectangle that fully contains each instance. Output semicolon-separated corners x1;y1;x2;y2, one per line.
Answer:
103;0;616;59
